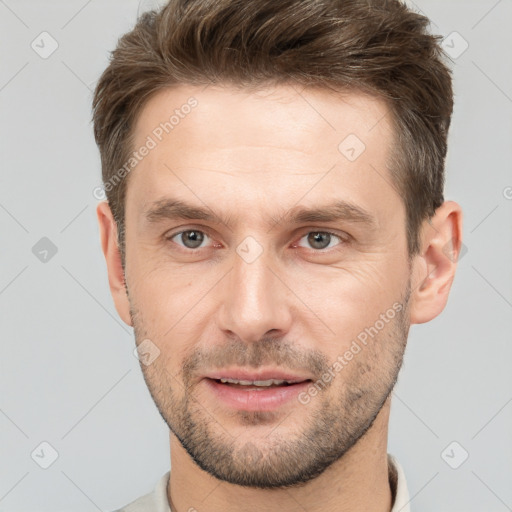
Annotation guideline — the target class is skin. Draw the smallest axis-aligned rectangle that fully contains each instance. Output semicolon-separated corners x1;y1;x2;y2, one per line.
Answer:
97;84;463;512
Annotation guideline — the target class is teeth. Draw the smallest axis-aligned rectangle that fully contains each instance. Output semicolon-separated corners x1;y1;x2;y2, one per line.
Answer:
219;378;288;386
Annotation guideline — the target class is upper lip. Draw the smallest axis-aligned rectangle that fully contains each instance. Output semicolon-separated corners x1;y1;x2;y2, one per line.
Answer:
204;368;312;383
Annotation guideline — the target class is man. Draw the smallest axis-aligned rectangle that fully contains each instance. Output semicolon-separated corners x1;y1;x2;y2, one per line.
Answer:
93;0;463;510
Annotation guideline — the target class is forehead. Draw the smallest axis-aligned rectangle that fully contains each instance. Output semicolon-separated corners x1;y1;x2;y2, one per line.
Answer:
127;83;399;227
133;83;392;154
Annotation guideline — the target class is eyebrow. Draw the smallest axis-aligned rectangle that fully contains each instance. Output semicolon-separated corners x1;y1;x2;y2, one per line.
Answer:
143;197;378;230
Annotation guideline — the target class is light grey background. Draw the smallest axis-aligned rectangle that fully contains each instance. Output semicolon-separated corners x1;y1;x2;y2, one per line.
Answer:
1;0;511;511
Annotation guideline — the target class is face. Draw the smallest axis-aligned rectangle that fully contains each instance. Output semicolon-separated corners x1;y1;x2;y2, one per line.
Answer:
122;84;412;488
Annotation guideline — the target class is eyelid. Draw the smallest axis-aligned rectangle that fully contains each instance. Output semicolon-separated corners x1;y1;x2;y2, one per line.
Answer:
296;228;350;240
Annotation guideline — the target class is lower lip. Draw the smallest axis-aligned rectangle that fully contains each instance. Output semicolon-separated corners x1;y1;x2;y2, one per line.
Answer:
204;378;311;411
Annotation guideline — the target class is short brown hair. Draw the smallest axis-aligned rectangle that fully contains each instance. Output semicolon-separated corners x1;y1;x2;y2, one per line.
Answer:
92;0;453;266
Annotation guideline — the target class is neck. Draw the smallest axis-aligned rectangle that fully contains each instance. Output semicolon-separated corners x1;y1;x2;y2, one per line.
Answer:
168;397;393;512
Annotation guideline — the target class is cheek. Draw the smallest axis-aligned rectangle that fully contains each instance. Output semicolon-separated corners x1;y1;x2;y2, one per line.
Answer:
321;310;407;400
298;259;402;336
130;257;196;309
129;275;190;352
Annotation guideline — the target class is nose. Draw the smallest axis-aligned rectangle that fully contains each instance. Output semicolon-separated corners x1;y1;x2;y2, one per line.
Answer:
216;247;293;343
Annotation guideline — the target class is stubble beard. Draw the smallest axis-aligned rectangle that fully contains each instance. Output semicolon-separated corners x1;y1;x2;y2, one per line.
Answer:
129;281;411;489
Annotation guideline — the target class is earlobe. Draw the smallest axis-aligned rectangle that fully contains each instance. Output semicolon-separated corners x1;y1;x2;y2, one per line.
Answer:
409;200;463;325
96;201;133;327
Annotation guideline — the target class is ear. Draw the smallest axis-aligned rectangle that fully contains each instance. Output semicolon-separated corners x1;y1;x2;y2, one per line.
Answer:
409;200;463;325
96;201;133;327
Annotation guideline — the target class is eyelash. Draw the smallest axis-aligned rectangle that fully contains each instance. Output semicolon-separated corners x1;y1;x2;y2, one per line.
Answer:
165;228;349;253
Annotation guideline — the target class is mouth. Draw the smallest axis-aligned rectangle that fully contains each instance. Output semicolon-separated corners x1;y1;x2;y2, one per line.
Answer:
210;377;310;389
202;371;313;411
204;369;313;383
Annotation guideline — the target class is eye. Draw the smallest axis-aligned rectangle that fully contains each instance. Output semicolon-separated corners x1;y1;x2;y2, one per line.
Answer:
165;228;348;253
168;229;211;250
296;231;346;251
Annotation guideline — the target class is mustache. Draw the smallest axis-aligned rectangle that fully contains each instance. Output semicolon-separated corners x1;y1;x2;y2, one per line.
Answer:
181;336;330;382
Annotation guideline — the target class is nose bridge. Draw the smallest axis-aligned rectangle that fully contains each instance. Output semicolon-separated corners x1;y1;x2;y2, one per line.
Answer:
234;248;273;310
217;238;292;342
